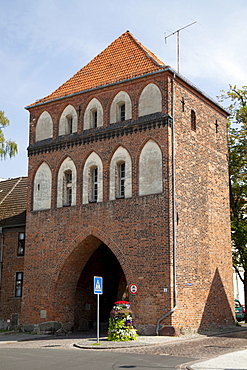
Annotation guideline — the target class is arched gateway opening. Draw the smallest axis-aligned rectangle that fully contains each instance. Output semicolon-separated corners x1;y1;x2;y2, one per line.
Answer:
74;243;128;331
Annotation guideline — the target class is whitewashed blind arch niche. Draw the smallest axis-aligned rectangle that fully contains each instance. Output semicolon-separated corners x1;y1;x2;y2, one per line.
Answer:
139;140;163;196
109;146;132;200
110;91;132;123
59;105;78;135
82;152;103;204
57;157;77;207
33;162;52;211
138;83;162;117
84;98;103;129
35;111;53;141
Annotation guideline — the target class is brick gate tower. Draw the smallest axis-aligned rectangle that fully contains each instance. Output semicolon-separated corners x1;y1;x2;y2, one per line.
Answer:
22;31;235;335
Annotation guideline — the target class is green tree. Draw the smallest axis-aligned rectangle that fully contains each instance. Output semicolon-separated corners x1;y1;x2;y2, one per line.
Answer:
0;110;18;159
219;85;247;320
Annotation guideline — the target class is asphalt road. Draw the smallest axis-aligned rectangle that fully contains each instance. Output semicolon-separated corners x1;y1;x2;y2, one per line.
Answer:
1;327;247;369
0;348;196;370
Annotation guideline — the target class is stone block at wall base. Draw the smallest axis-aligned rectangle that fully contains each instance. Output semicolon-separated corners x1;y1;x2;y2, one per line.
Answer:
136;324;156;336
158;325;180;336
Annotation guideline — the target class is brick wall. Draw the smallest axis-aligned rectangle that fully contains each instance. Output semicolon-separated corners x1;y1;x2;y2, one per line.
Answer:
21;71;234;333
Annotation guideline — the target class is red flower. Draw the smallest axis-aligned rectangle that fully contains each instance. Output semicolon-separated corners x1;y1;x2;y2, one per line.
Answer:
114;301;129;304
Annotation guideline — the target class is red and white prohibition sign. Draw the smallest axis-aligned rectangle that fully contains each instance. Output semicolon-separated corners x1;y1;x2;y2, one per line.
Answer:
129;283;138;295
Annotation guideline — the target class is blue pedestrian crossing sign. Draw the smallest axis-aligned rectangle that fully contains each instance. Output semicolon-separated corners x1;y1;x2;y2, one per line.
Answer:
94;276;103;294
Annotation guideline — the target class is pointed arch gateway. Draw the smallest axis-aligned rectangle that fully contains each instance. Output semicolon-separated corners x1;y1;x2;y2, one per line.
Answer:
51;233;129;331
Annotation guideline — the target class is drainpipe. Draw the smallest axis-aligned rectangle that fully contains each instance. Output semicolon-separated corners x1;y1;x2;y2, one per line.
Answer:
156;74;177;335
0;227;3;286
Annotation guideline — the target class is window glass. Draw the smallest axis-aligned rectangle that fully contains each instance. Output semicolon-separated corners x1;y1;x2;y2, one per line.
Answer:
63;170;72;206
17;232;25;256
15;272;23;297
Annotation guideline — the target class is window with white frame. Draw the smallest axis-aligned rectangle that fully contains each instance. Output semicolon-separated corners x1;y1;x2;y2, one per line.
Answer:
15;272;23;297
89;166;98;202
110;91;132;124
119;103;125;122
117;162;125;198
63;170;72;206
82;153;103;204
84;98;103;130
66;115;73;135
109;147;132;200
17;232;25;256
91;109;98;128
57;157;77;208
58;105;78;136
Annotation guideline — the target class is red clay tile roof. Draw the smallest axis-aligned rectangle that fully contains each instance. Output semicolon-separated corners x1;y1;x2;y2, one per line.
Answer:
27;31;166;107
0;177;27;226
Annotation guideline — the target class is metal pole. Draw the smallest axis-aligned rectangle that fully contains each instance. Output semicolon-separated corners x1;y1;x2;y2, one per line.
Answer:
97;293;99;343
177;31;180;74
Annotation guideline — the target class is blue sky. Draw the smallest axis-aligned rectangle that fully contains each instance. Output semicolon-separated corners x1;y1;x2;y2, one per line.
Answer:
1;0;247;179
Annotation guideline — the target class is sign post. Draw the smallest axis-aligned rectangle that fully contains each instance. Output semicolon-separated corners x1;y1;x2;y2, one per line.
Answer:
94;276;103;344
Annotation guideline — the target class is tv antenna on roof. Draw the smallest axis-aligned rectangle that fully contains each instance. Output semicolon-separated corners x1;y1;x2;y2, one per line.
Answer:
165;21;196;74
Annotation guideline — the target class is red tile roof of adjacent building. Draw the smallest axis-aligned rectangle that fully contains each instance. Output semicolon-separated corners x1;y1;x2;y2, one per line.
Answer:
27;31;166;107
0;177;27;227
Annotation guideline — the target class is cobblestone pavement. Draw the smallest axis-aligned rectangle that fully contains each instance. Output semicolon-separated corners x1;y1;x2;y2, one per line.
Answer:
1;326;247;364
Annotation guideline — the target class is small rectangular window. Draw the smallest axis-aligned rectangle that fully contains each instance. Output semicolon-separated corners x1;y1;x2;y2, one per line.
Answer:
63;171;72;206
17;232;25;256
67;116;73;134
90;167;98;202
120;104;125;121
15;272;23;297
93;110;97;128
117;162;125;198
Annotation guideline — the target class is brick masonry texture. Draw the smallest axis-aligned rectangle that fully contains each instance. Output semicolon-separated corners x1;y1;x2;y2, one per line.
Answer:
18;69;235;334
0;32;235;333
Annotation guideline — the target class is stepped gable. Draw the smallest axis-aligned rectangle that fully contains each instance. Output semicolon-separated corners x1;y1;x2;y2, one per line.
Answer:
0;177;27;226
27;31;166;107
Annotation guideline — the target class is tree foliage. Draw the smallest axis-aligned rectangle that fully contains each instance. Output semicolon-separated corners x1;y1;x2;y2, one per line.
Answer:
219;85;247;315
0;110;18;160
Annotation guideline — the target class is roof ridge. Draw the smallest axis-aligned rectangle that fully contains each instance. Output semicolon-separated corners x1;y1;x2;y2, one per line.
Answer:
0;177;23;206
126;31;165;68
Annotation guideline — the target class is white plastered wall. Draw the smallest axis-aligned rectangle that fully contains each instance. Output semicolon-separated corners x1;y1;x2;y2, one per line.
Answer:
35;111;53;141
33;162;52;211
57;157;77;207
109;146;132;200
82;152;103;204
139;140;163;196
138;83;162;117
110;91;132;123
58;105;78;135
84;98;103;129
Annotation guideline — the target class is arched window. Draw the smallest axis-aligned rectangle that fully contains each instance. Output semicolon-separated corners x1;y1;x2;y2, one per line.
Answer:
82;152;103;204
35;111;53;142
33;162;52;211
59;105;78;136
138;83;162;117
109;147;132;200
84;98;103;130
110;91;132;124
57;157;77;207
139;140;163;196
191;110;196;131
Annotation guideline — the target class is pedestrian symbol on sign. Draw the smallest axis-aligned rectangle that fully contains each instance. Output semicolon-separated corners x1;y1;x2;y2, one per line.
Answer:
94;276;103;294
